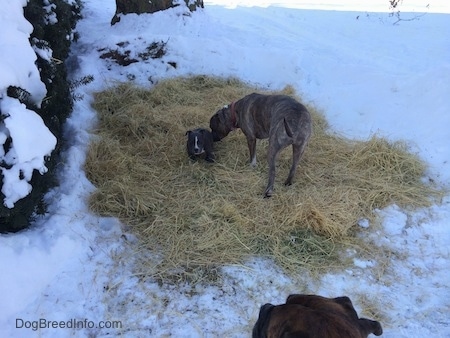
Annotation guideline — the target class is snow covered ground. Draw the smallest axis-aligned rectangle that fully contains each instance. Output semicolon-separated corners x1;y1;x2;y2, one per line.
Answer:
1;0;449;337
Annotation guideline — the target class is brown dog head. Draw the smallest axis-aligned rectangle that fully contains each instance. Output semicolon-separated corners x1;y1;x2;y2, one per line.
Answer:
209;105;235;142
253;294;383;338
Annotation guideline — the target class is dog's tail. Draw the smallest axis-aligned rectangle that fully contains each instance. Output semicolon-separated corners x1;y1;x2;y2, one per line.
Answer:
283;118;294;138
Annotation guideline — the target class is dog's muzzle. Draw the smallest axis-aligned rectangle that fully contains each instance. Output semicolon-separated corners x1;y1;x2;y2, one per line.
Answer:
211;131;222;142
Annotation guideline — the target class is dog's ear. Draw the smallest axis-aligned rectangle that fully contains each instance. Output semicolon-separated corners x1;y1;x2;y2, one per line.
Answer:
286;294;302;304
185;130;192;136
333;296;358;320
358;318;383;337
253;303;275;338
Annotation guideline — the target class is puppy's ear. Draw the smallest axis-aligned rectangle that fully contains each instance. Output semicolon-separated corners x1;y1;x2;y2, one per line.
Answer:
185;130;192;136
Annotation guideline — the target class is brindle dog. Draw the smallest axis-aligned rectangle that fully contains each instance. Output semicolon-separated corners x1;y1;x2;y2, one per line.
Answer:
210;93;312;197
253;294;383;338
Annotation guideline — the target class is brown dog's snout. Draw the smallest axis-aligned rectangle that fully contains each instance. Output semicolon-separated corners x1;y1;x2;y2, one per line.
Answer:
209;115;222;141
210;109;232;142
211;130;222;142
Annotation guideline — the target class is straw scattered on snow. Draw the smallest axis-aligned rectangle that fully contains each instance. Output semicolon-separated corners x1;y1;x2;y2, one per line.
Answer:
86;76;442;282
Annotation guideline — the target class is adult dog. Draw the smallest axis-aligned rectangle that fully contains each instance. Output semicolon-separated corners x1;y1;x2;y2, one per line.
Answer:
210;93;311;197
253;294;383;338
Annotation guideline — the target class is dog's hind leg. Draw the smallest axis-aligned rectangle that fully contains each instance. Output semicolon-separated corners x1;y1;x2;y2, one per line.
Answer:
285;142;307;186
264;146;279;198
247;136;257;167
283;118;294;138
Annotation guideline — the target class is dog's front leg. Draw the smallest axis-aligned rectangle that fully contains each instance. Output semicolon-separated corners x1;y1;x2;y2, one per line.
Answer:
247;136;257;168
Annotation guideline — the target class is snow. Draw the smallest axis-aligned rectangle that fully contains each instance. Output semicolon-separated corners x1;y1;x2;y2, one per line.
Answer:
0;0;57;208
1;0;450;337
0;89;57;210
0;0;46;104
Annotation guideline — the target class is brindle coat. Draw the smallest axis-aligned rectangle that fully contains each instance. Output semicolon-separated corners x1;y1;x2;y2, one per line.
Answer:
252;294;383;338
209;93;312;197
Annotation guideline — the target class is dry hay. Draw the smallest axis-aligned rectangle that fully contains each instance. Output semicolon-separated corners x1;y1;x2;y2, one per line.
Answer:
86;76;442;282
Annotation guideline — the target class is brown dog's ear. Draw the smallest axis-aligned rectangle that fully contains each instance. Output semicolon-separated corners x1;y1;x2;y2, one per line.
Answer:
286;294;297;303
333;296;359;320
253;303;275;338
285;294;306;304
358;318;383;337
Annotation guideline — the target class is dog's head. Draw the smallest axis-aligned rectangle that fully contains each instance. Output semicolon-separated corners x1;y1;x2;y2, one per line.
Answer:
186;128;209;155
209;106;233;142
254;294;383;338
286;294;383;337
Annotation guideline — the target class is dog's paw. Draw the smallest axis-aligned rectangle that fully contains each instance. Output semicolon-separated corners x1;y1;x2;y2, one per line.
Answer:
264;189;273;198
284;179;293;186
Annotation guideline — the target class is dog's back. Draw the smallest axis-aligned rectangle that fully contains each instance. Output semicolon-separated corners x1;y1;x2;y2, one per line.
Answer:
238;93;311;141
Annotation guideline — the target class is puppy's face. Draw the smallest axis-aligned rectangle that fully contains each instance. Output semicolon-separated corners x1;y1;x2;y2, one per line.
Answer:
186;130;206;155
210;107;232;142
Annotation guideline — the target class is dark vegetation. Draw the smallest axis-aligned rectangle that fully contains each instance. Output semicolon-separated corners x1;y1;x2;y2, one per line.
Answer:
99;40;168;67
0;0;82;232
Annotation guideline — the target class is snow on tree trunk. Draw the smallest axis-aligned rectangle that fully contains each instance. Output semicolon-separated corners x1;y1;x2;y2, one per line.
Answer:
0;1;57;210
0;98;57;209
111;0;204;25
1;0;80;232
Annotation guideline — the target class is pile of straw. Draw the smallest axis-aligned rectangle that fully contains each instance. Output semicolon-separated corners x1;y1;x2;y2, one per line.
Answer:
86;76;440;281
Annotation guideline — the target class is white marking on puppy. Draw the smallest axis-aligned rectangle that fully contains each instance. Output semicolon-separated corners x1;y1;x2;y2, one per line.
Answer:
194;136;199;152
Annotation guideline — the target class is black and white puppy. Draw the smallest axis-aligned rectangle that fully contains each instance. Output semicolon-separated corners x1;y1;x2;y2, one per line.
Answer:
185;128;215;162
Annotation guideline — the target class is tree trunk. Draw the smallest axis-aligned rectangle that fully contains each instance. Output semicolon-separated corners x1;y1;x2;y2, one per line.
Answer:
111;0;204;25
